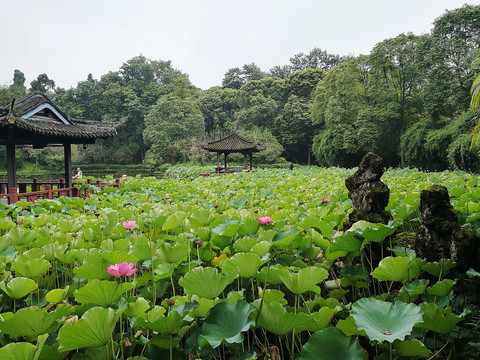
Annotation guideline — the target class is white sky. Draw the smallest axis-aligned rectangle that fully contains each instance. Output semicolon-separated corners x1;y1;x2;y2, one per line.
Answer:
0;0;477;90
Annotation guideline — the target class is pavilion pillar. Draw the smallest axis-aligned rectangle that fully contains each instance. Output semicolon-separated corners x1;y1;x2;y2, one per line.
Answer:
224;153;228;171
64;143;72;196
243;153;247;170
216;152;220;173
6;141;16;190
249;153;253;171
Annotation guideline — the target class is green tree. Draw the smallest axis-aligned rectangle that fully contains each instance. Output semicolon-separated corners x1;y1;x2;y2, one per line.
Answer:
143;78;205;165
29;73;55;93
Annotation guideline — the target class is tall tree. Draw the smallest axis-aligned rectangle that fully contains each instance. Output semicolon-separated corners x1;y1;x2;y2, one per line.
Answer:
29;73;55;93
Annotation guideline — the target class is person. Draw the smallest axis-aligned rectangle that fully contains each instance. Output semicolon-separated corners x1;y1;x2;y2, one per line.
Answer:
289;162;293;170
72;167;83;179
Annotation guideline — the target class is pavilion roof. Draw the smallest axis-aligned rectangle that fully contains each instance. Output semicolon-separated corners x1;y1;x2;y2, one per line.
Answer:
201;132;266;152
0;94;121;144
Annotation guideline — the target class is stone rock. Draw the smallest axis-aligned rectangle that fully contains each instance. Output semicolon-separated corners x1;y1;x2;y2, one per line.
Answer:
344;152;392;229
415;184;479;272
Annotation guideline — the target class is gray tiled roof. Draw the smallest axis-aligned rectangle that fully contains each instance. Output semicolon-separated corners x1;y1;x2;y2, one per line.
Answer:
201;132;266;152
0;94;119;140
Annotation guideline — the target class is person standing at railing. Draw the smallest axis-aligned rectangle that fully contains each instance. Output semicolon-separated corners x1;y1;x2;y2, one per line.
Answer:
72;167;83;179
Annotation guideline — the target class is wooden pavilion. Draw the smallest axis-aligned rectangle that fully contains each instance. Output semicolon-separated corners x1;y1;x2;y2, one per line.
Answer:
0;93;120;200
201;132;266;173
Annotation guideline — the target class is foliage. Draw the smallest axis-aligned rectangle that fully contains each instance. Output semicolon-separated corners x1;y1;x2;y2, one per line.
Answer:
0;166;478;359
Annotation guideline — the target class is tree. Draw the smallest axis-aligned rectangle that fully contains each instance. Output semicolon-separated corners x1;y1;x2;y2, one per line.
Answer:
289;47;350;72
198;87;238;133
29;73;55;93
143;78;205;165
13;69;25;87
222;63;266;89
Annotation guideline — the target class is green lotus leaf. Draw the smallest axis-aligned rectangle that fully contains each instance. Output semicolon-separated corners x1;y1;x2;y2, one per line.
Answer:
426;279;455;297
278;266;328;295
189;208;212;228
297;327;363;360
74;263;109;281
314;221;336;238
56;219;82;233
198;301;255;348
101;251;138;266
254;301;314;335
405;279;429;296
156;242;189;264
151;215;167;229
5;227;37;247
310;307;339;331
162;211;186;231
179;267;238;299
416;303;463;334
0;305;72;338
354;220;397;245
211;220;240;237
351;298;423;343
336;315;367;337
256;264;287;285
131;242;157;261
134;302;198;335
340;265;369;287
220;252;262;278
0;277;38;299
74;279;135;307
233;236;258;252
57;307;120;351
237;219;260;235
422;259;455;277
124;297;150;319
250;241;271;257
154;263;175;279
45;286;70;304
393;339;431;357
327;232;361;258
0;342;38;360
11;259;51;279
272;227;301;249
467;268;480;277
371;256;421;283
258;289;287;304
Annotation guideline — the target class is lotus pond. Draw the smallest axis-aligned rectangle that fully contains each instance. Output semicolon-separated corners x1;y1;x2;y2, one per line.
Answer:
0;167;479;360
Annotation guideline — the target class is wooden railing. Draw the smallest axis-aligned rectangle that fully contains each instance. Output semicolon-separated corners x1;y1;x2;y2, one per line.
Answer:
0;179;121;204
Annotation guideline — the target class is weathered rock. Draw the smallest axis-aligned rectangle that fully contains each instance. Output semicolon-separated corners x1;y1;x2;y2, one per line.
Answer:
415;184;479;272
344;152;392;229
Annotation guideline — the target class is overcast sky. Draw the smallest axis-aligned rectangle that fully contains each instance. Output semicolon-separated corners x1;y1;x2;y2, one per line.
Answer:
0;0;477;90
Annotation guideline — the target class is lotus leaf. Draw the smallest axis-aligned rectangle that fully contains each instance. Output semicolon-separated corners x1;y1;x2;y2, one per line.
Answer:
426;279;455;297
124;297;150;319
0;305;72;338
74;279;135;307
11;259;51;279
422;259;455;277
405;279;429;296
162;211;186;231
254;301;314;335
134;302;198;335
211;220;240;237
188;208;213;228
198;301;255;348
57;307;120;351
416;303;463;334
220;252;262;278
156;242;189;263
5;227;37;247
353;220;397;244
297;327;363;360
336;315;367;337
272;227;301;249
0;277;38;299
250;241;271;257
45;286;70;303
372;256;421;283
179;267;238;299
101;250;138;266
74;263;109;281
278;266;328;294
233;236;258;252
0;342;38;360
393;339;431;357
351;298;423;343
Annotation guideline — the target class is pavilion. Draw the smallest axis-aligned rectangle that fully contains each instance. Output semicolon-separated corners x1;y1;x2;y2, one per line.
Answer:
201;132;266;173
0;93;121;195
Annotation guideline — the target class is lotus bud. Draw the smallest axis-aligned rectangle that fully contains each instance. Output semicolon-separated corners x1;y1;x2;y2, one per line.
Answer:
166;299;175;306
194;238;202;249
123;339;132;348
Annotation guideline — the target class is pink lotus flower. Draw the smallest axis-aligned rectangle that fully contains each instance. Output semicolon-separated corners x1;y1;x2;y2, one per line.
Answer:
107;262;137;277
322;198;330;203
123;220;136;232
122;174;127;180
258;216;273;225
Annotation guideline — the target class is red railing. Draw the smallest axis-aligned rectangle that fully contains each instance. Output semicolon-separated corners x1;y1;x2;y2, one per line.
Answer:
0;179;121;205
